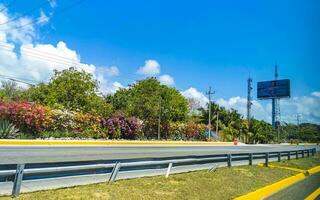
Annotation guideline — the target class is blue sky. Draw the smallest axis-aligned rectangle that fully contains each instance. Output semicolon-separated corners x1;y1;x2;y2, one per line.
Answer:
0;0;319;123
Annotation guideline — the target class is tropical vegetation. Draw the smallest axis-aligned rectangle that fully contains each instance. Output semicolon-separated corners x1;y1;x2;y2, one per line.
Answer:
0;67;318;143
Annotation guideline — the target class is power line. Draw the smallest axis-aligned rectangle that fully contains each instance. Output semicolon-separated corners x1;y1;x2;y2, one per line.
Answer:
0;0;85;31
0;44;82;67
0;44;143;85
0;73;40;83
0;0;49;26
0;74;38;86
0;0;17;13
0;42;79;63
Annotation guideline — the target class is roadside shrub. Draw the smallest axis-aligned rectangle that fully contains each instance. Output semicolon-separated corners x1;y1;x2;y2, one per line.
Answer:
74;112;102;135
101;113;142;139
196;124;207;141
44;110;104;138
185;121;200;140
0;100;47;135
168;122;186;140
39;131;76;139
45;109;76;132
167;122;207;141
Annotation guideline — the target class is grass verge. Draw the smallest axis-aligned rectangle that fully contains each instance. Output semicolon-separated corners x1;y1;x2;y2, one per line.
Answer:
0;166;296;200
269;154;320;170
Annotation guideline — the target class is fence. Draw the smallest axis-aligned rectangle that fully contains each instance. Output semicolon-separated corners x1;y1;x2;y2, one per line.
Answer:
0;148;316;197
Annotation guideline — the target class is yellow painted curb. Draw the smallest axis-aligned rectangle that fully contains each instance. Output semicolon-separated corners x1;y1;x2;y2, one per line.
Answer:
257;163;306;174
234;173;306;200
0;139;234;146
235;165;320;200
305;187;320;200
307;166;320;175
267;164;306;174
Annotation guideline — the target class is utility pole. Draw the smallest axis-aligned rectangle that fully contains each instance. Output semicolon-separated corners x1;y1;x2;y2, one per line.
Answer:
206;86;215;140
247;77;253;143
296;114;301;126
296;114;301;138
157;97;161;140
216;110;219;139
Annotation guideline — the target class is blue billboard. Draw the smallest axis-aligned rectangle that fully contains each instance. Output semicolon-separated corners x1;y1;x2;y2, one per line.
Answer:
257;79;290;99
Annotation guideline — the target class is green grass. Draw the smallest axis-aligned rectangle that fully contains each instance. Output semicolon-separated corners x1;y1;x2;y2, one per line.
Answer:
270;153;320;170
0;166;296;200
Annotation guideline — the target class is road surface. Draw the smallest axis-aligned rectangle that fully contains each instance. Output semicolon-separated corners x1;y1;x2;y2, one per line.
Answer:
0;144;317;164
267;172;320;200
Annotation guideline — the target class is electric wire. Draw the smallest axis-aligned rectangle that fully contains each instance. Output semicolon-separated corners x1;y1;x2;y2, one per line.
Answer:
0;0;85;31
0;0;49;26
0;0;17;13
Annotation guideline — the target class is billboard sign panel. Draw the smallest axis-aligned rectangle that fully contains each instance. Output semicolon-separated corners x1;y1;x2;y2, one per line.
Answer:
257;79;290;99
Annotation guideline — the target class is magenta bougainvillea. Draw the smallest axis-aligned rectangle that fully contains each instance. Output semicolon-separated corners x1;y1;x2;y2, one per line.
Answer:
0;100;47;134
100;113;142;139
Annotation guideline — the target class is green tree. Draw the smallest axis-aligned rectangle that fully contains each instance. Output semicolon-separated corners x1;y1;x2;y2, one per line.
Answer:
0;81;22;99
21;67;113;116
249;119;273;144
110;78;189;138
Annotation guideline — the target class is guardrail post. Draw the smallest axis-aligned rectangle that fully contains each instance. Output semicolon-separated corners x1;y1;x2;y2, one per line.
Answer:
265;153;269;167
295;151;299;159
312;148;315;156
12;164;25;197
307;149;310;157
302;150;305;158
165;163;173;178
227;154;232;167
277;152;281;162
108;162;121;183
249;153;253;165
287;151;291;160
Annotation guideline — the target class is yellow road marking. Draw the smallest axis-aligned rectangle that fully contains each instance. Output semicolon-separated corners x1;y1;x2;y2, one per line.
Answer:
0;139;234;146
267;164;306;173
305;187;320;200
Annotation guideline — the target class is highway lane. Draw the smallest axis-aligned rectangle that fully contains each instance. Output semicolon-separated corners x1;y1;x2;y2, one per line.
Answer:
0;145;318;164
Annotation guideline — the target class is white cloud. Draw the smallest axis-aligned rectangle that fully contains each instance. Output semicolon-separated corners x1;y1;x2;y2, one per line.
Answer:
4;17;35;44
0;5;123;95
96;66;119;77
182;87;209;108
137;59;160;76
158;74;174;86
312;91;320;98
217;97;270;122
280;95;320;123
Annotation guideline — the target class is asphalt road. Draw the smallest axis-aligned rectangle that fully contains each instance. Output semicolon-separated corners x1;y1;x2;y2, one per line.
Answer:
0;144;317;164
267;172;320;200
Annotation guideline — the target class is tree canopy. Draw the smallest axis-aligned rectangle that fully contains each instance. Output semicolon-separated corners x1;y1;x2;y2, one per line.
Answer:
21;67;112;116
107;78;189;137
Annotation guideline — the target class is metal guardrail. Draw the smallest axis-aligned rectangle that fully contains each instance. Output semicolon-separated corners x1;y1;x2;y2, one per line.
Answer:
0;148;316;197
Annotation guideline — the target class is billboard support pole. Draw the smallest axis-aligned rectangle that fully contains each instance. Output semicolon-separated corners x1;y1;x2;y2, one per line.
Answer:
257;64;289;143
